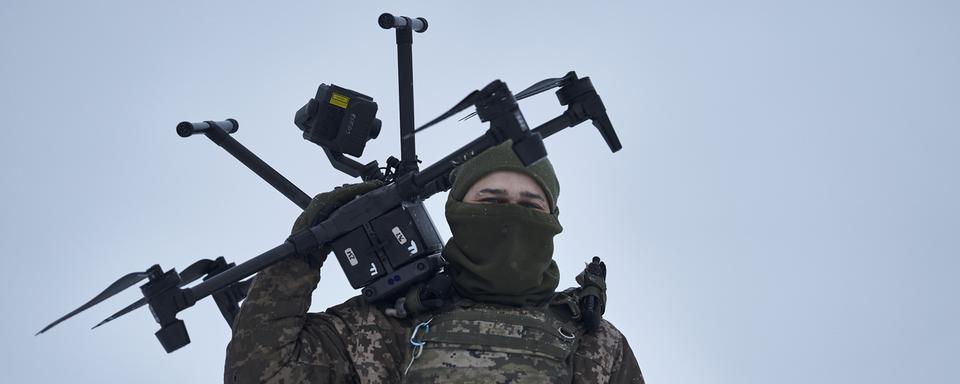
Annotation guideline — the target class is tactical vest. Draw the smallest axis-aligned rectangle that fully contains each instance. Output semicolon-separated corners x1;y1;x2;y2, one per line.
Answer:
401;298;582;383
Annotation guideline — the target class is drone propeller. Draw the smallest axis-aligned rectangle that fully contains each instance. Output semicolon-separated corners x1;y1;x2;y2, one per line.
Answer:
37;265;164;335
90;259;221;330
91;299;143;330
408;90;481;137
179;258;218;283
516;72;577;100
458;71;579;122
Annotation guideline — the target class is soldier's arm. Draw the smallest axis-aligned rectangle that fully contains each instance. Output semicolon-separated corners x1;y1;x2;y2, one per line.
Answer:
223;255;356;384
609;334;645;384
224;182;385;383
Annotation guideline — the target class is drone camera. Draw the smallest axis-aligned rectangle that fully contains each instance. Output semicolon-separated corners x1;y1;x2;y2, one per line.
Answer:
295;84;382;157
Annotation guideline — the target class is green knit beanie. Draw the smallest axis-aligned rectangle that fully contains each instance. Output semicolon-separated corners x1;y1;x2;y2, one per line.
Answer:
448;141;560;212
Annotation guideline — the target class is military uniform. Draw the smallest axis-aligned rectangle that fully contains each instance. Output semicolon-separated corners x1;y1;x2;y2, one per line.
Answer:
224;254;644;383
225;142;644;383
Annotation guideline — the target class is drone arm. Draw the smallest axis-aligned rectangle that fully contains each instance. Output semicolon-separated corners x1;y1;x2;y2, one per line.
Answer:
178;119;313;209
532;111;581;140
529;81;623;153
187;242;298;301
554;77;622;153
186;182;402;303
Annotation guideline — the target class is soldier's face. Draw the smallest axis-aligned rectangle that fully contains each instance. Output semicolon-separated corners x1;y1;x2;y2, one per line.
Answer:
462;170;550;213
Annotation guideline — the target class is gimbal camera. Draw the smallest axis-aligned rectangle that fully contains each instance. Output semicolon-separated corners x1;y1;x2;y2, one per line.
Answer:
38;13;622;353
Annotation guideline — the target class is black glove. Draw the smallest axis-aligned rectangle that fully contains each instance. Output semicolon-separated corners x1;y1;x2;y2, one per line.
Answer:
291;180;384;266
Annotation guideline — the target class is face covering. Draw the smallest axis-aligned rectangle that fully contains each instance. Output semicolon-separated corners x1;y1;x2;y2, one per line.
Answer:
442;199;563;306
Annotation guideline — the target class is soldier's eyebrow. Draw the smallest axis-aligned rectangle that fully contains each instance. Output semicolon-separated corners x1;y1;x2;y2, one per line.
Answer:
476;188;508;196
520;191;546;202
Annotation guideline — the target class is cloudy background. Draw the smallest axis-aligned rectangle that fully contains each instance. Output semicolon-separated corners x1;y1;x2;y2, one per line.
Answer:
1;1;957;383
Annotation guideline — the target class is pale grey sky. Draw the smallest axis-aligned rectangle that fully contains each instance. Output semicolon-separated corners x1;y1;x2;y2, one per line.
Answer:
2;1;957;383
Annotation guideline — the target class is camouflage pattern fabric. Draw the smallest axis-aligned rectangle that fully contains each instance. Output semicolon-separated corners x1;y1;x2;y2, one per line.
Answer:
224;255;644;383
402;301;578;383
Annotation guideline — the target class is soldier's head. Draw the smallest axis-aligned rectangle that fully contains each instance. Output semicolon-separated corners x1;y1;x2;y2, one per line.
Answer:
460;170;550;213
448;140;560;212
443;141;562;306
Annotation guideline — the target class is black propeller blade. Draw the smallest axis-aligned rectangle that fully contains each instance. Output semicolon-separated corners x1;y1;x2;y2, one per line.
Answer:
92;258;222;330
515;71;577;100
37;265;163;335
91;298;145;330
458;72;578;122
179;258;217;284
409;90;481;136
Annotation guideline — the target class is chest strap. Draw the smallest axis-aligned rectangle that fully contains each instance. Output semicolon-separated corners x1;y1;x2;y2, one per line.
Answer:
419;306;580;361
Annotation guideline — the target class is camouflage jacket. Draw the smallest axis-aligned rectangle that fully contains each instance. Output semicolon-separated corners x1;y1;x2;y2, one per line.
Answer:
224;256;644;383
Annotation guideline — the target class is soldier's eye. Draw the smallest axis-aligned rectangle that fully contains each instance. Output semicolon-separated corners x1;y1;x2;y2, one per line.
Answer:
520;201;545;210
479;197;509;204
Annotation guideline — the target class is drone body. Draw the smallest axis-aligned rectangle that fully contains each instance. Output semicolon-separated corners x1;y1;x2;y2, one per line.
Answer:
37;12;621;353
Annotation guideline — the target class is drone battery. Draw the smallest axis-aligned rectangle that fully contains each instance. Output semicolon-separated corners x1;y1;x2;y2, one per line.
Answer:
370;202;444;268
404;200;444;256
330;227;385;288
370;207;424;268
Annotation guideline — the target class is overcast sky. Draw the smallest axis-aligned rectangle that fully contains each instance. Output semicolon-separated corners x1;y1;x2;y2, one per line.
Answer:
2;1;957;383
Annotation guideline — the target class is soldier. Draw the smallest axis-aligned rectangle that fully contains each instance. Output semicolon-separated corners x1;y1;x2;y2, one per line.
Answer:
224;142;644;383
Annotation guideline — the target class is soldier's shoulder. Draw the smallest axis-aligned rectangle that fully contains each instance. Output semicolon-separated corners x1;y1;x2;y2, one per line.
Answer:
323;295;382;322
552;287;630;377
326;294;372;315
573;318;631;382
321;295;415;331
309;296;413;381
547;288;624;345
584;318;626;348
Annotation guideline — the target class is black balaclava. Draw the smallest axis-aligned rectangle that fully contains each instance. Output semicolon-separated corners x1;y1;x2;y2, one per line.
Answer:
442;141;562;306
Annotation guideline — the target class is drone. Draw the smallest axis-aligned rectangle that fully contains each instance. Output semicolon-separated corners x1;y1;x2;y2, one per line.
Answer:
38;12;622;353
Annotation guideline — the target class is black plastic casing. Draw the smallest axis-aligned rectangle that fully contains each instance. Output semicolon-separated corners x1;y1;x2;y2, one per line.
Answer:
328;200;444;301
295;84;382;157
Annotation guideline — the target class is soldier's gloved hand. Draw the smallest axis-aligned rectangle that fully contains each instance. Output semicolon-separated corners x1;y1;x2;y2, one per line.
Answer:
291;180;384;267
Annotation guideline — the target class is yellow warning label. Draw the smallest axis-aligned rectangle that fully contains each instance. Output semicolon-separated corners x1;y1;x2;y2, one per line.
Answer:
329;93;350;109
